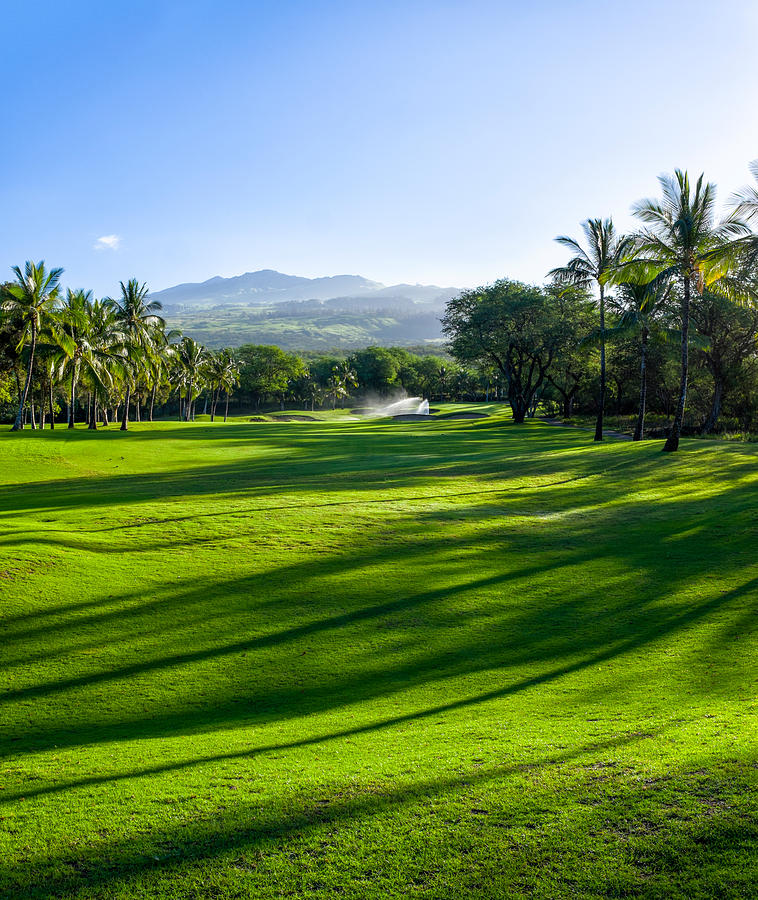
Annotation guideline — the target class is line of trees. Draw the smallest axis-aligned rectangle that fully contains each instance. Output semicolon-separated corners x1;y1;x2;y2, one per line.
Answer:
444;165;758;450
0;271;490;428
0;270;241;431
3;164;757;445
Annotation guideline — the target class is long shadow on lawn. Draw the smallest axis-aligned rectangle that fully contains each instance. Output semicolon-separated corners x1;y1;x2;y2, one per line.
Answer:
2;419;728;520
2;728;755;899
2;423;757;753
2;478;757;758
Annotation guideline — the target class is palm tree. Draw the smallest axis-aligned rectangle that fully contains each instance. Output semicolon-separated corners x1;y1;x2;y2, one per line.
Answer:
1;261;63;430
106;279;164;431
85;299;122;429
57;290;121;430
731;159;758;223
206;349;236;421
328;361;357;409
549;219;631;441
221;356;240;422
177;336;207;421
622;171;749;451
731;159;758;270
608;276;673;440
60;289;93;427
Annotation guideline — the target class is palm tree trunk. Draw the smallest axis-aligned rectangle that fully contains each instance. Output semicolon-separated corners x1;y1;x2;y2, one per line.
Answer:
69;369;77;429
210;387;218;422
185;380;193;422
102;405;109;427
89;396;98;430
664;277;691;452
11;324;37;431
49;377;55;429
224;391;230;422
700;375;723;435
149;384;156;421
30;401;37;429
633;328;648;441
594;285;606;441
121;386;130;431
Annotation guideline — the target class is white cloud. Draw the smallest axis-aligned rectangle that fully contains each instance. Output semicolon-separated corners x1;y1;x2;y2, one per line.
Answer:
94;234;121;251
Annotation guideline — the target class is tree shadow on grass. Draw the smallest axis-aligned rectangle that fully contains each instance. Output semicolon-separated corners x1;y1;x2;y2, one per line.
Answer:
1;727;755;899
2;475;757;759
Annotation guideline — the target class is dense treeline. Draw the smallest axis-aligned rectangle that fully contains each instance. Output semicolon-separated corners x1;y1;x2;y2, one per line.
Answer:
445;165;758;449
2;165;758;448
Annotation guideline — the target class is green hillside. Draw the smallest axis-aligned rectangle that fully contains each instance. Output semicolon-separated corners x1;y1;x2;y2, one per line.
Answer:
1;412;756;898
163;306;444;350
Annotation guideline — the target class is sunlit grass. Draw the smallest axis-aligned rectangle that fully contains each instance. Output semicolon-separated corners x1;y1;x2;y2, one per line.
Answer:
1;406;756;898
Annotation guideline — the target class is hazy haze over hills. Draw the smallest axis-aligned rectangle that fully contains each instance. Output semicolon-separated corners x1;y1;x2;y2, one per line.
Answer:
150;269;460;309
153;269;461;350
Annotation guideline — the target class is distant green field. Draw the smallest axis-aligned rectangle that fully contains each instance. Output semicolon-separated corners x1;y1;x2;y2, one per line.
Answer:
1;408;756;898
162;307;444;349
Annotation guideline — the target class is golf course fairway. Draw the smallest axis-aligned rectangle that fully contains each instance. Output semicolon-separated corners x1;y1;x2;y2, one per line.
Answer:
1;408;756;898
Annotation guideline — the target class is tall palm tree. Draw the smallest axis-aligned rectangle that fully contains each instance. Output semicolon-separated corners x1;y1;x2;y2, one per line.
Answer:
623;171;749;451
220;355;240;422
60;289;93;427
731;159;758;223
106;279;164;431
549;219;631;441
1;261;63;431
177;336;206;421
206;349;236;421
85;299;122;429
608;276;673;440
57;290;121;429
731;159;758;270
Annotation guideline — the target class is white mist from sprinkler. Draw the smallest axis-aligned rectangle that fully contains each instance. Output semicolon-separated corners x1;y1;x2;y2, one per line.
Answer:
369;396;430;417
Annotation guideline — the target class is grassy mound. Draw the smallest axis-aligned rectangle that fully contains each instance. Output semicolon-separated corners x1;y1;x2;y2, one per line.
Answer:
1;407;756;898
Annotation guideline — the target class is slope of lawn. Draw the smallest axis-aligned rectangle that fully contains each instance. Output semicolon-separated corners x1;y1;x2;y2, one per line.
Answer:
1;408;756;899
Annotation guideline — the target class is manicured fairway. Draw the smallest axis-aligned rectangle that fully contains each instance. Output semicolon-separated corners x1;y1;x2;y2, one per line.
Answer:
1;409;756;899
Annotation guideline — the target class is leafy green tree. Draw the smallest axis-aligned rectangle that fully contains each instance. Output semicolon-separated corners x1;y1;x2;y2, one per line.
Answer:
237;345;303;408
549;219;631;441
544;283;597;419
348;346;398;395
442;279;566;424
1;261;63;431
414;355;444;400
690;284;758;434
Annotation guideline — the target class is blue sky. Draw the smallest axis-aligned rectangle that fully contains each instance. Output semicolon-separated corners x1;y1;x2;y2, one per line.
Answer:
2;0;757;295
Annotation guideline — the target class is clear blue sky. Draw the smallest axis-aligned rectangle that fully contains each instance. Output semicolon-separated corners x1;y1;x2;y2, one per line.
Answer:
2;0;757;295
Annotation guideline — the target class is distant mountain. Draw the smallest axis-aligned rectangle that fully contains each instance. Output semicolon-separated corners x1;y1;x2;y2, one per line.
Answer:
150;269;459;309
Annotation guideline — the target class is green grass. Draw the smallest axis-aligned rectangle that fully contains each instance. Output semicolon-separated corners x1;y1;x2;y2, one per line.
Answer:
1;407;756;898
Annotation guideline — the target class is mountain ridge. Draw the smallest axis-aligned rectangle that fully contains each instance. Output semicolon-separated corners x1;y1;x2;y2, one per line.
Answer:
150;269;459;309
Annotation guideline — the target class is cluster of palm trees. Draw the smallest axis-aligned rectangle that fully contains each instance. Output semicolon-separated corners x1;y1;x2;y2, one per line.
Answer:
550;165;758;451
1;268;239;431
